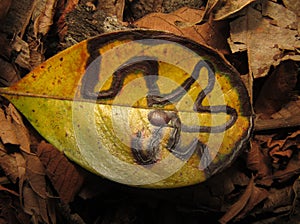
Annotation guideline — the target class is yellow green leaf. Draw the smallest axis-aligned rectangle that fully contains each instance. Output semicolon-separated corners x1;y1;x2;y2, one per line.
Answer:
0;30;252;188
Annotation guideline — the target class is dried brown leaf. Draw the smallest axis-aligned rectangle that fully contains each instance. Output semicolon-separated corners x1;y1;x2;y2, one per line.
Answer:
214;0;256;20
33;0;58;36
0;105;31;152
22;182;50;224
0;0;12;20
271;97;300;119
0;149;19;183
262;0;297;30
98;0;125;21
37;141;84;203
25;153;47;199
283;0;300;16
219;177;254;224
261;186;294;213
247;140;272;186
228;2;300;78
0;58;20;87
22;153;56;224
255;60;298;117
134;7;230;53
234;185;268;221
12;36;32;71
272;151;300;183
199;0;255;23
0;0;36;38
267;130;300;149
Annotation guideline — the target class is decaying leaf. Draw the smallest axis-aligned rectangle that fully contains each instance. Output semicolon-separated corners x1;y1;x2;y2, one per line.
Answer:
247;140;272;185
134;7;230;53
0;58;20;87
0;0;11;21
282;0;300;16
0;104;31;152
22;153;56;224
228;1;300;78
219;176;268;224
0;30;252;188
11;36;32;71
37;141;84;203
98;0;125;22
33;0;58;37
200;0;256;22
0;149;19;184
271;97;300;120
254;60;298;117
0;0;36;38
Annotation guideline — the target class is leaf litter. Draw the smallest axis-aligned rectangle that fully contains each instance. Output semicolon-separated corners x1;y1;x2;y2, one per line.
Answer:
0;0;299;223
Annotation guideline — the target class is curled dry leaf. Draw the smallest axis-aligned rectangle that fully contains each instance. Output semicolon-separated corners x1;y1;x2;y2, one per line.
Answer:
134;7;230;53
12;36;32;71
228;2;300;78
254;60;298;117
219;176;269;224
37;141;84;204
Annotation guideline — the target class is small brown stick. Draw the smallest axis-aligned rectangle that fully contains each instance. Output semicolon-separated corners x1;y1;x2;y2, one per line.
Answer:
254;115;300;131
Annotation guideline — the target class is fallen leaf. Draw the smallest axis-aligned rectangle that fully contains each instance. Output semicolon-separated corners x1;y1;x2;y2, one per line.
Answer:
0;58;20;87
247;140;272;185
37;141;84;203
228;2;300;78
219;176;268;223
202;0;256;22
271;97;300;119
134;7;230;53
0;194;31;224
0;105;31;153
0;30;252;188
272;149;300;183
254;60;298;117
0;0;36;38
0;149;19;184
12;36;32;71
0;0;12;20
22;182;51;224
33;0;58;36
262;0;297;30
125;0;163;21
261;185;294;213
282;0;300;16
234;184;268;221
98;0;125;21
22;153;56;224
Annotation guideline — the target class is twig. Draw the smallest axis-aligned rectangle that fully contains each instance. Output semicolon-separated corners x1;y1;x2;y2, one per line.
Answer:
254;115;300;131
